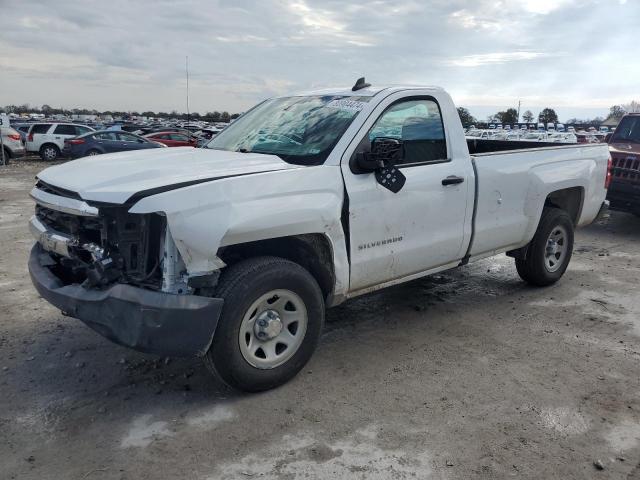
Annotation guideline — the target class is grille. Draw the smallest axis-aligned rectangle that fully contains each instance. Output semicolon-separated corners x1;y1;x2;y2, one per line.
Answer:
35;180;83;200
35;202;165;288
611;155;640;182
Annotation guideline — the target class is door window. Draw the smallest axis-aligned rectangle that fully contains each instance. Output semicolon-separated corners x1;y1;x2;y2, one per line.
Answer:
117;133;141;142
169;133;188;141
75;126;93;135
368;98;447;165
95;132;118;141
31;124;52;134
54;124;78;135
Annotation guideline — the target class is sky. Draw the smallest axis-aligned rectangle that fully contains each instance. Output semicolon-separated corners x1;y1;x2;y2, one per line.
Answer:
0;0;637;122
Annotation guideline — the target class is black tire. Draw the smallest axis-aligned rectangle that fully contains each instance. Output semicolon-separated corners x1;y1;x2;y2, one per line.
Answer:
86;149;101;156
204;256;324;392
516;207;574;286
40;144;59;161
2;147;10;165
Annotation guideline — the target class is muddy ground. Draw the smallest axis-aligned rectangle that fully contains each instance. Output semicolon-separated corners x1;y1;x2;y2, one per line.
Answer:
1;159;640;480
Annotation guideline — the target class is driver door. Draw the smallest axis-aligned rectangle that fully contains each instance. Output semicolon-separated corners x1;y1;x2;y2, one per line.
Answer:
341;93;472;292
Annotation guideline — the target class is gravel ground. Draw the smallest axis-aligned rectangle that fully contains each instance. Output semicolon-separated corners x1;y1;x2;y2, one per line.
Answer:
1;159;640;480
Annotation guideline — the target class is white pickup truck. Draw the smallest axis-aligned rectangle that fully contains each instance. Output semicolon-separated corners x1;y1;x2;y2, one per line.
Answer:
28;80;610;391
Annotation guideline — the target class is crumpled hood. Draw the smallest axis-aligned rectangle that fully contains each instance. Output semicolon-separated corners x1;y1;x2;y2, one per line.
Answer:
36;147;301;204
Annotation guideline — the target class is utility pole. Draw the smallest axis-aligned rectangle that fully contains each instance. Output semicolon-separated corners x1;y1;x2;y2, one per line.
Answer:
517;100;521;123
186;56;190;126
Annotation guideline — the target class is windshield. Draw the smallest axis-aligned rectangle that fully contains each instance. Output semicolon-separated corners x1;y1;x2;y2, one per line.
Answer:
611;116;640;144
205;95;371;165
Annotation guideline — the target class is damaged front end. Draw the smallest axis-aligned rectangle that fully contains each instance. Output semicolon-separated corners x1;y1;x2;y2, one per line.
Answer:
28;180;223;357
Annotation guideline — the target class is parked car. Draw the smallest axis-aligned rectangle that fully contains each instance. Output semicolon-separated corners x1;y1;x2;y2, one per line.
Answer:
62;130;166;159
144;131;197;147
26;123;95;161
28;81;609;392
12;123;33;143
1;127;26;163
606;113;640;216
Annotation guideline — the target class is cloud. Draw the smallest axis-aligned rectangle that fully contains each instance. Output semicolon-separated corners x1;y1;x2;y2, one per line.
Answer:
0;0;637;119
445;51;556;67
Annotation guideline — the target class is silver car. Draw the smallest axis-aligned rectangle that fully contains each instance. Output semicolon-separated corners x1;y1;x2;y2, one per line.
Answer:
1;127;26;163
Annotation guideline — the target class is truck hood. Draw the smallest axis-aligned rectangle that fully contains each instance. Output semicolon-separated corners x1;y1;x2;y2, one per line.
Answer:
609;142;640;155
36;147;302;204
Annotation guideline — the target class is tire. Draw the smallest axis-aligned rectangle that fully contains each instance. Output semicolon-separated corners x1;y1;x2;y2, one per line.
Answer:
204;256;324;392
87;149;101;156
515;207;574;286
1;148;10;165
40;144;59;161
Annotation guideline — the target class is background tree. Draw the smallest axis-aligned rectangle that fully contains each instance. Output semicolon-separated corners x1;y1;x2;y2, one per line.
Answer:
220;111;231;123
456;107;476;126
495;108;519;125
624;100;640;113
522;110;534;123
609;105;626;120
538;108;558;124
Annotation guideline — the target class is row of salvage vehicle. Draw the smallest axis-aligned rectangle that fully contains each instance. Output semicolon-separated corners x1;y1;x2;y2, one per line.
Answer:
5;122;216;161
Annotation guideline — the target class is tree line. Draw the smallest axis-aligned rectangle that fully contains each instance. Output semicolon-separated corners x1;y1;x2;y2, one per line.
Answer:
457;102;638;127
0;104;242;122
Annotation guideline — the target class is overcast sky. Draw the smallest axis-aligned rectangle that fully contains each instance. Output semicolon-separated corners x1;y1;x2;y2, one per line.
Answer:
0;0;637;121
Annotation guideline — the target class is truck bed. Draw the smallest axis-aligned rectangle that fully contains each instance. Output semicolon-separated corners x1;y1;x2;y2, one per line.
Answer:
467;142;609;259
466;138;575;154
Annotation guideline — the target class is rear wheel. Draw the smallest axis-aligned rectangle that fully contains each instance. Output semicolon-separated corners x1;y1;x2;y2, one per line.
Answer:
515;207;574;286
40;144;59;161
87;149;101;156
204;256;324;392
1;147;10;164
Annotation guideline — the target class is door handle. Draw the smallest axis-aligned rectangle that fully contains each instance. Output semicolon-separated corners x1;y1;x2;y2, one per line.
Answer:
442;175;465;186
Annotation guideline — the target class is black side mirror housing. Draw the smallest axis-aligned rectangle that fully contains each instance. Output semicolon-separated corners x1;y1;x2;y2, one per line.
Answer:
354;137;403;173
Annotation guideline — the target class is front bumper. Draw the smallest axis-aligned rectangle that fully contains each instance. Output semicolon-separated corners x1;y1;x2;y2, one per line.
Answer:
28;244;223;357
606;181;640;214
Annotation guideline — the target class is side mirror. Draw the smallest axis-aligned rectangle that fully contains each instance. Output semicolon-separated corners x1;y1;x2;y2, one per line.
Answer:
355;137;403;173
353;137;406;193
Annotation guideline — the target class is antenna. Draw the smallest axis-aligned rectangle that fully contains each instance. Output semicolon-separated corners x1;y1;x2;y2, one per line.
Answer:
186;56;190;125
352;77;371;91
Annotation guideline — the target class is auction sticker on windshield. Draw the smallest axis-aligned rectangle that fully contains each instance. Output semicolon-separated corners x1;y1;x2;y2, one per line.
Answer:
326;99;367;112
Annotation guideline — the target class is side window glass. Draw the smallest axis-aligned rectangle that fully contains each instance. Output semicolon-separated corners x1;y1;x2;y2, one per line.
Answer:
54;124;77;135
117;133;136;142
96;132;117;141
368;99;447;165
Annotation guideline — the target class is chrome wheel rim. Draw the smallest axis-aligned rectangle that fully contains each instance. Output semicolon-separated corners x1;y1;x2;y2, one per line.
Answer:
545;225;568;272
239;289;307;369
88;150;99;156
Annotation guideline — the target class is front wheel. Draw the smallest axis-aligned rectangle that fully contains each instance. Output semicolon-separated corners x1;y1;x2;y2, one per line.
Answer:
204;256;324;392
516;207;574;286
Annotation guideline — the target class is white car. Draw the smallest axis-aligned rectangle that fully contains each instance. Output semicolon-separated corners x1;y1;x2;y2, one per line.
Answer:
26;123;95;160
28;80;610;391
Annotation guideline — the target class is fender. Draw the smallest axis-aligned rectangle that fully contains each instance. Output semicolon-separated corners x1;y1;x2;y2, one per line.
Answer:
128;165;351;298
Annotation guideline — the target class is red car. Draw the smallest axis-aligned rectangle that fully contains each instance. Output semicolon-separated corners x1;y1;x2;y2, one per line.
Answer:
144;131;197;147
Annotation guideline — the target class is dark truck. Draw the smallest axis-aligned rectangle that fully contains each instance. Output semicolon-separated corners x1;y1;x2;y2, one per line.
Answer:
607;114;640;216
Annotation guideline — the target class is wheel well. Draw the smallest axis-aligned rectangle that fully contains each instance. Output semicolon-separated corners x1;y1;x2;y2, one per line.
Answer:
40;143;59;152
545;187;584;225
217;234;335;300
